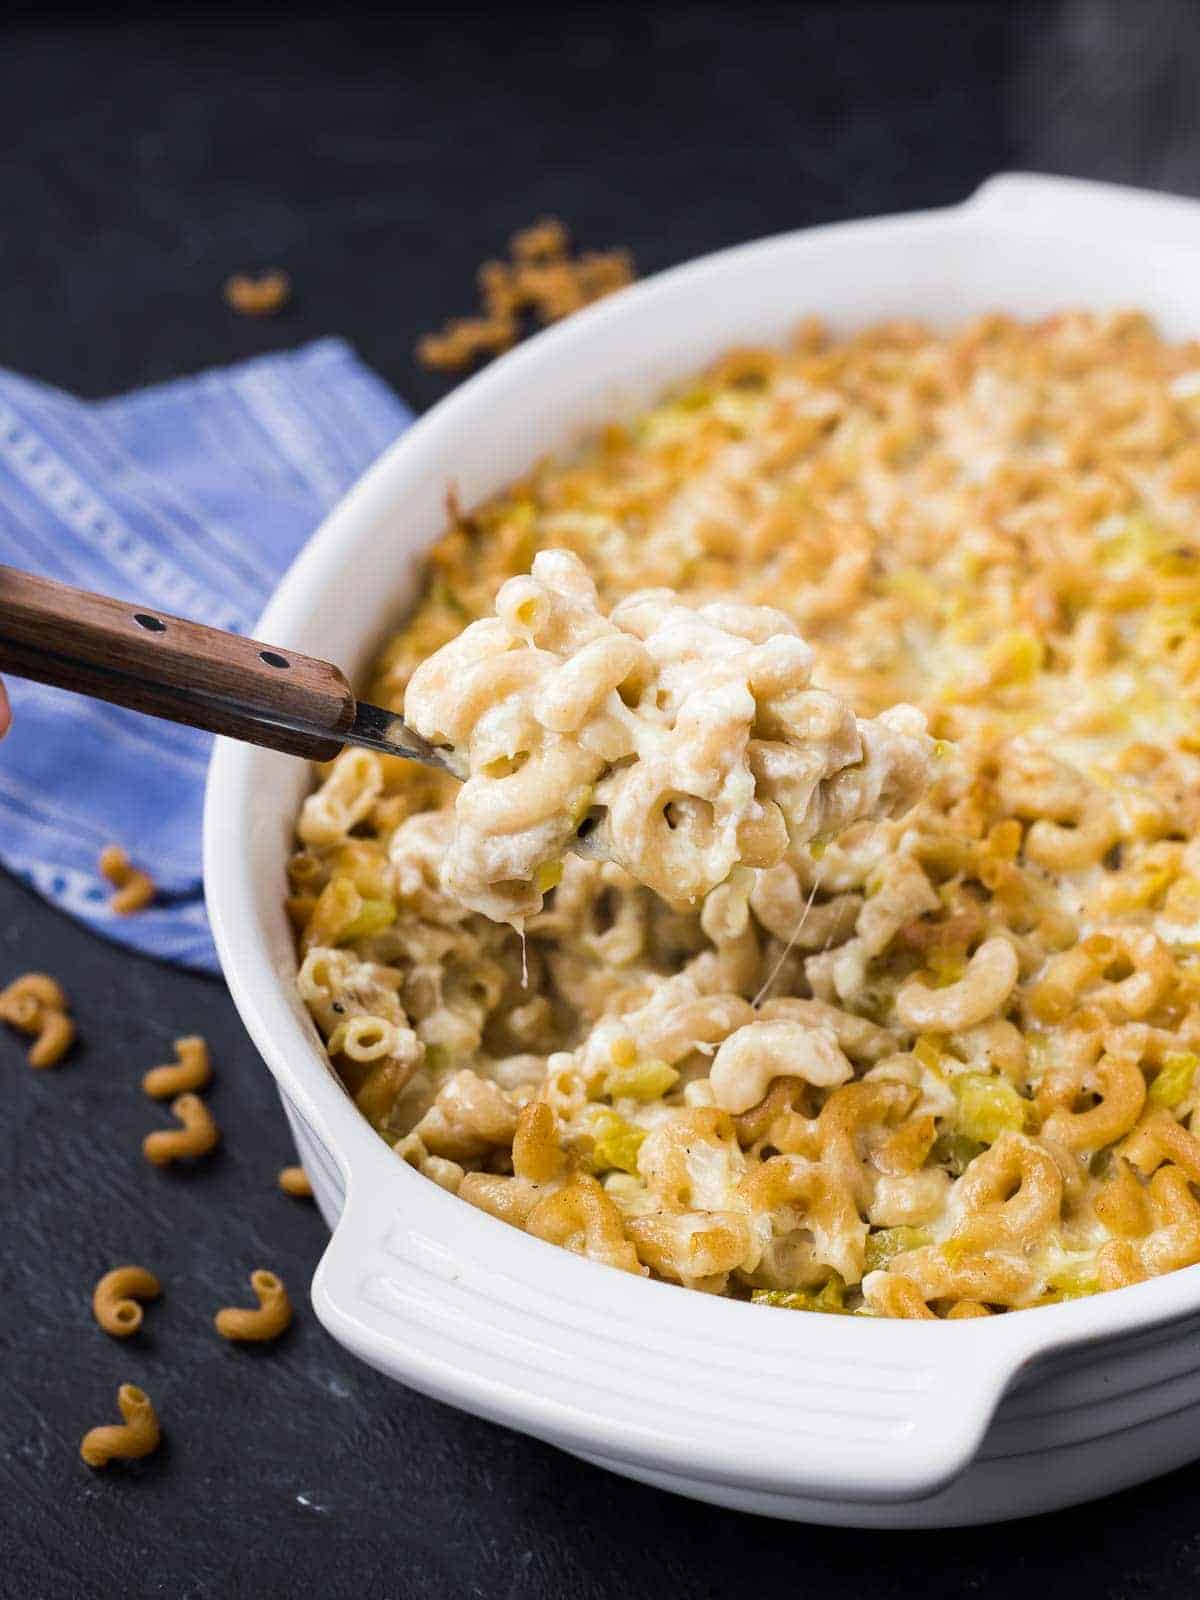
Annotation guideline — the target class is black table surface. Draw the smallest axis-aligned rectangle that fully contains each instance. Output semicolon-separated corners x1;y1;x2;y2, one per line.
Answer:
6;3;1200;1595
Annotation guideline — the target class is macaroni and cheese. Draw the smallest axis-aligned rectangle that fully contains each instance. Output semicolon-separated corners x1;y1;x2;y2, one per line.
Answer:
292;310;1200;1319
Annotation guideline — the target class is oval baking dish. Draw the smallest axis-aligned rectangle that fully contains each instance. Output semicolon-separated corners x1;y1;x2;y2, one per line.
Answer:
204;173;1200;1526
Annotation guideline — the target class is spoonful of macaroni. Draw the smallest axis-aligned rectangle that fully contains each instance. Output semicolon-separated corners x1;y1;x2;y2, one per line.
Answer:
0;557;933;929
404;549;934;923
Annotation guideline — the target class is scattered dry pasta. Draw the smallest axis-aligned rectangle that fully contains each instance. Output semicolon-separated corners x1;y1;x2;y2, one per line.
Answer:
0;971;75;1068
277;1164;313;1198
294;309;1200;1317
80;1384;160;1468
99;844;156;915
418;218;634;373
92;1266;161;1337
142;1036;211;1099
224;270;291;317
214;1269;293;1342
143;1092;220;1166
417;316;516;373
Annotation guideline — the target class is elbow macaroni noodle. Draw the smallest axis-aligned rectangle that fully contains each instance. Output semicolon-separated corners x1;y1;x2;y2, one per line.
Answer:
278;1164;314;1198
92;1266;161;1337
142;1036;211;1099
292;310;1200;1317
0;971;75;1068
80;1383;161;1468
99;844;157;915
142;1092;220;1166
214;1269;293;1342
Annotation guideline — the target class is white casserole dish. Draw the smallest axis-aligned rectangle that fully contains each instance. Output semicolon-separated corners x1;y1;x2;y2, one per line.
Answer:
204;173;1200;1526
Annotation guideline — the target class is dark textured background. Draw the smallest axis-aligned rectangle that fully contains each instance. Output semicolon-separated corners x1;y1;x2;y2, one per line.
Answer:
6;2;1200;1595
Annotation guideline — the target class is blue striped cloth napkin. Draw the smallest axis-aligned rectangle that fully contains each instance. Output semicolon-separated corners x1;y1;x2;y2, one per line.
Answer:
0;340;412;972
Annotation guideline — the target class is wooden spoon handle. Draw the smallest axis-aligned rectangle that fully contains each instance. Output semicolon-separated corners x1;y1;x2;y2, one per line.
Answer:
0;565;355;761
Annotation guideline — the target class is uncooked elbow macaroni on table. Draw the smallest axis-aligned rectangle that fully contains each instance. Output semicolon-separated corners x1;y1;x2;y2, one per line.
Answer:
400;548;932;921
0;971;75;1068
214;1269;293;1342
92;1265;161;1337
292;309;1200;1318
80;1383;160;1468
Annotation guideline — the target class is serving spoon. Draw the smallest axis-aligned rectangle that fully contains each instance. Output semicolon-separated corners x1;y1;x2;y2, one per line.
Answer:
0;564;465;776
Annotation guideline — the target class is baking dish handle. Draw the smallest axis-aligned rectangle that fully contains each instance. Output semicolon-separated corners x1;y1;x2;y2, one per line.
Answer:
312;1166;1033;1507
967;172;1200;250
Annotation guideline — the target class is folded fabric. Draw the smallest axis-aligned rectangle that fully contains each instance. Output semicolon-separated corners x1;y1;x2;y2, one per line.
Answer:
0;340;412;972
